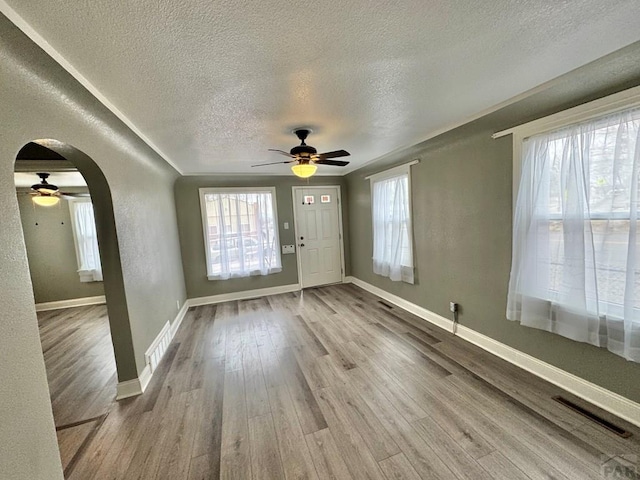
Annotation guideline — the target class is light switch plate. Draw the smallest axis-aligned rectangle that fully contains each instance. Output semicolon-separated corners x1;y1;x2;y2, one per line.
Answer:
282;244;295;254
284;222;289;229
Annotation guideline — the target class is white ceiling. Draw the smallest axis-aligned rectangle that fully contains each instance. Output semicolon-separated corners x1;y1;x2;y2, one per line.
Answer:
14;172;87;189
3;1;640;175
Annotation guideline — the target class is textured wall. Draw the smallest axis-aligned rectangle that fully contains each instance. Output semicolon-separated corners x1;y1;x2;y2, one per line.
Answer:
17;192;105;304
346;41;640;403
175;175;350;299
0;15;185;479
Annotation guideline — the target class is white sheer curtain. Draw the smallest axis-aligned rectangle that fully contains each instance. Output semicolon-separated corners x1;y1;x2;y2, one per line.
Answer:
507;107;640;362
69;199;103;282
372;172;414;283
202;190;282;280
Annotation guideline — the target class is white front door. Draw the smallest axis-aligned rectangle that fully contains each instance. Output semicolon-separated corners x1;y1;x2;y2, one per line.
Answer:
293;186;343;288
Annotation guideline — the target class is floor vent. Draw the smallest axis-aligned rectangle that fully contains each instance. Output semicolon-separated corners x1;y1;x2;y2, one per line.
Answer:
378;300;393;309
553;396;632;438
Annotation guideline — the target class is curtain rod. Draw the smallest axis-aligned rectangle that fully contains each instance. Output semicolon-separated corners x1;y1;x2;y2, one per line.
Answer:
364;159;420;180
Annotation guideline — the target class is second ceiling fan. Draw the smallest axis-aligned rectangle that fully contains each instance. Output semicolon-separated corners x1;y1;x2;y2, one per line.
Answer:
252;129;350;178
26;172;88;206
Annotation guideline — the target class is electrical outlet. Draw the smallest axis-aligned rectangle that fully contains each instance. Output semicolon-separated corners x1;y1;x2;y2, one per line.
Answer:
449;302;458;313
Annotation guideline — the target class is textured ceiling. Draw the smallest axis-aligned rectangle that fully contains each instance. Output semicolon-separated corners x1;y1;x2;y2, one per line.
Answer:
3;1;640;175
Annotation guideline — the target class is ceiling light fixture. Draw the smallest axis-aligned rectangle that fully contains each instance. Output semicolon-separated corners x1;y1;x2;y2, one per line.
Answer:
31;172;59;195
291;163;317;178
32;194;60;207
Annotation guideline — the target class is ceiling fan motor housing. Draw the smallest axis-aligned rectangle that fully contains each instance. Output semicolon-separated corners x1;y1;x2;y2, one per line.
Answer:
291;129;316;159
32;172;59;193
290;144;317;158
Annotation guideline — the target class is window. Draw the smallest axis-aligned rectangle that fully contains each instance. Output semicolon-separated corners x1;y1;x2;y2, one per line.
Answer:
504;89;640;362
200;188;282;280
370;163;415;283
68;198;102;282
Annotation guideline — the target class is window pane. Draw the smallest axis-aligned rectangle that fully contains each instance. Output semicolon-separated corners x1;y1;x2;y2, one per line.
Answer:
321;195;330;203
202;191;281;279
547;219;640;310
304;195;314;204
69;200;102;282
371;173;413;283
526;108;640;316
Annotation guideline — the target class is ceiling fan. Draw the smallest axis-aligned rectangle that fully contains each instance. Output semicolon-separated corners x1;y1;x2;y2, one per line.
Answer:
253;129;350;178
24;173;88;206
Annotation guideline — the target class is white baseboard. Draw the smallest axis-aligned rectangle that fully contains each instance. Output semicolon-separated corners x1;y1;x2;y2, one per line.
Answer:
115;374;143;400
116;301;188;400
346;276;640;428
171;302;189;338
345;276;453;332
35;295;106;312
138;364;152;392
187;283;300;308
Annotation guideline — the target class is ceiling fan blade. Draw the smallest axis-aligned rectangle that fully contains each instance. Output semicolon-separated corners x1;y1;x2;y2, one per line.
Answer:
251;160;297;167
315;150;350;160
268;149;295;158
60;192;90;197
313;159;350;167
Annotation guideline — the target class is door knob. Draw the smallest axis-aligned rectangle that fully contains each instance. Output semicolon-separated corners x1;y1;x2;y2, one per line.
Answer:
300;243;305;247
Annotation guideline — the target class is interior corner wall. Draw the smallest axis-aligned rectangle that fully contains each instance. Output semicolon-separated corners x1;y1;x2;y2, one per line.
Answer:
0;14;186;479
346;41;640;404
17;192;105;304
174;175;350;299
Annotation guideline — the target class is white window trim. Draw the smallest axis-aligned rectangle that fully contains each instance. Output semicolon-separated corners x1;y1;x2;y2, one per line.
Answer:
493;84;640;209
368;160;418;283
199;186;281;281
365;159;419;181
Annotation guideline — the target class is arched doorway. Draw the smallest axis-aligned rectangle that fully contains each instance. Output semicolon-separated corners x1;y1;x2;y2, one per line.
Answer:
13;139;138;475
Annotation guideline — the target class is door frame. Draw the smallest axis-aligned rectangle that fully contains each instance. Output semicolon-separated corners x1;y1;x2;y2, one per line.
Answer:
291;185;346;289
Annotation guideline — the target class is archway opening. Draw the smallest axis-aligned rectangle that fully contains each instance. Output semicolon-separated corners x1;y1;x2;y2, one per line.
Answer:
13;139;137;474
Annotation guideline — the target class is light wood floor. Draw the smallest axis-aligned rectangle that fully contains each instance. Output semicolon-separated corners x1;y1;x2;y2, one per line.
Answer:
37;304;117;475
46;284;640;479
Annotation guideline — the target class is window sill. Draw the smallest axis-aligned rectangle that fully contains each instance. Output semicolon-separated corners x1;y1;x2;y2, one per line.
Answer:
207;267;282;281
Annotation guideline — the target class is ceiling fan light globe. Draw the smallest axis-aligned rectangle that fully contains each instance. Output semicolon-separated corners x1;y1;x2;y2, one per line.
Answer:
291;163;317;178
32;195;60;207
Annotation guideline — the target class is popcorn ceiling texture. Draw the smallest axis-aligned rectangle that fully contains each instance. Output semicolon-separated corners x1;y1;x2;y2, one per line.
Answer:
5;0;640;174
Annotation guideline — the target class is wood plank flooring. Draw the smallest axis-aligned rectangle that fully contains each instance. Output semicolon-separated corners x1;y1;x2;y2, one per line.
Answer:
47;285;640;479
37;304;117;478
38;304;116;428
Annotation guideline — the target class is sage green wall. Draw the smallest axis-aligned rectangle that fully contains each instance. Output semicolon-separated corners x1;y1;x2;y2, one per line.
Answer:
0;15;186;479
17;192;105;304
346;41;640;403
175;175;350;299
